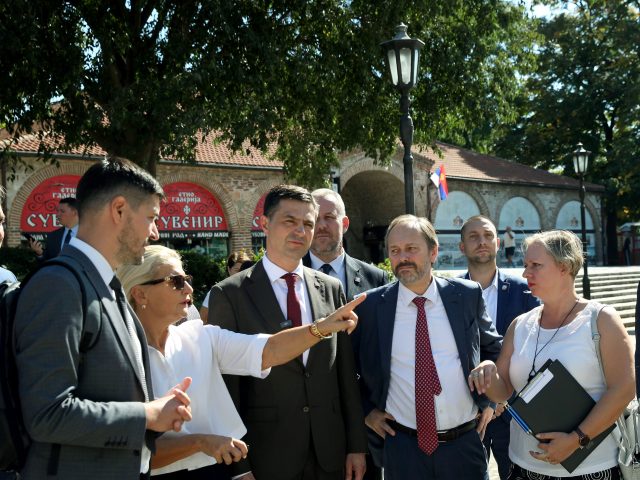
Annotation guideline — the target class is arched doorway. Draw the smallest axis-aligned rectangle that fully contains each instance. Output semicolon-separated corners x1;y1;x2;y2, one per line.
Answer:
498;197;541;267
341;171;404;263
433;191;481;269
556;200;596;263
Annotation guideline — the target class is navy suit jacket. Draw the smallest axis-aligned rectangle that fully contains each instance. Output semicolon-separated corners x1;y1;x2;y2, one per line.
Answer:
462;269;540;336
352;276;502;466
303;252;388;300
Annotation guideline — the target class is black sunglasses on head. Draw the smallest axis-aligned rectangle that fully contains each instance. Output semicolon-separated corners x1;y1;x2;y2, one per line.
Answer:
141;274;193;290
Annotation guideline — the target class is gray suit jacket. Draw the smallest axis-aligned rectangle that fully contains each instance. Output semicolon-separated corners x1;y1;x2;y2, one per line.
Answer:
14;246;154;479
302;253;388;300
208;260;367;479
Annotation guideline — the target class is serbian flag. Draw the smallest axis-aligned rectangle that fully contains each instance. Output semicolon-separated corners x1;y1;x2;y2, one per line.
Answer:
430;165;449;200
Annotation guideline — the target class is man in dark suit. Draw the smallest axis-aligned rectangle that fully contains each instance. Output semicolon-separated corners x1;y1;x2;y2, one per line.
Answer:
303;188;387;301
209;184;367;480
353;214;502;480
459;215;540;479
303;188;387;480
28;197;79;261
15;159;193;479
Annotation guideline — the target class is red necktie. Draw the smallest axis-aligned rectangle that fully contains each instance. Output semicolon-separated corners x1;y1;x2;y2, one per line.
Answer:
282;273;302;328
413;296;442;455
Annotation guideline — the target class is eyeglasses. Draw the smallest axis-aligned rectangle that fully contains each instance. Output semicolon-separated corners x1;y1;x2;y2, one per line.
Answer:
141;274;193;290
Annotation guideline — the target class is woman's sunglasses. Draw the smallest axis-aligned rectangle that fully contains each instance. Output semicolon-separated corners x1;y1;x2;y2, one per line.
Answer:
141;274;193;290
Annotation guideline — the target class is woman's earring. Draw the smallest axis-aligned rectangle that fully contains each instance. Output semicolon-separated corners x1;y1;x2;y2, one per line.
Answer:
141;304;147;310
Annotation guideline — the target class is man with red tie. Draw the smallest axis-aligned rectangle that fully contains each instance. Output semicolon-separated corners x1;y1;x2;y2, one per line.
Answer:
352;215;502;479
208;185;367;480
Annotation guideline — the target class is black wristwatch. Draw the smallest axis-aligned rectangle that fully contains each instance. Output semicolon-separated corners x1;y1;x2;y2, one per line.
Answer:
574;427;591;448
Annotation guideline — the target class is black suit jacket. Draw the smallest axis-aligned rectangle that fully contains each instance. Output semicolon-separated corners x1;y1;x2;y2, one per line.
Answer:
208;260;367;479
352;277;502;467
40;227;66;261
303;253;388;300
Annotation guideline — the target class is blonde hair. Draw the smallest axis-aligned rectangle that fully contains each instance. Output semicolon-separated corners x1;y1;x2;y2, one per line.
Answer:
522;230;584;278
117;245;182;306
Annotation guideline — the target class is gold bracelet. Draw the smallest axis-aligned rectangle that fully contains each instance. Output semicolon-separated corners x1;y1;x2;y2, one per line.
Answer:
309;320;333;340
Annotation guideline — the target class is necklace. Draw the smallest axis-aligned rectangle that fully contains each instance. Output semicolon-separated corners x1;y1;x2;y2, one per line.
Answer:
527;299;580;382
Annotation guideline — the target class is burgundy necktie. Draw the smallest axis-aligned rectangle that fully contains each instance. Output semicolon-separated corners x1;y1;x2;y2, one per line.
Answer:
413;296;442;455
282;273;302;328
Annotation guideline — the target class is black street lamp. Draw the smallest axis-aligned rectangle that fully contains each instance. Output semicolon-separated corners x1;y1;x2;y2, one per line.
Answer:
381;24;424;214
573;142;591;299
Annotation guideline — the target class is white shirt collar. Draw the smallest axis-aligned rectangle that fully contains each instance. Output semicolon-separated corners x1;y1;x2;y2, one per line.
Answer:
69;236;116;290
308;250;345;272
262;252;305;285
397;275;439;308
469;270;498;292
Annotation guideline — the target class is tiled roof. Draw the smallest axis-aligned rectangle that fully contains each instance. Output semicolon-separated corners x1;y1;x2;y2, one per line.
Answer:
2;131;602;191
2;131;283;169
415;141;604;191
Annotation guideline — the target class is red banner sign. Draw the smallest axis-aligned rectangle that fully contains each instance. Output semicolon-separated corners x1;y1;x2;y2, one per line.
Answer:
159;182;228;239
251;193;266;237
21;175;81;233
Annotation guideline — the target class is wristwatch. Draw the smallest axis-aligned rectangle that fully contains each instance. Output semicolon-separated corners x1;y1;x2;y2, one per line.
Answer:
574;427;591;448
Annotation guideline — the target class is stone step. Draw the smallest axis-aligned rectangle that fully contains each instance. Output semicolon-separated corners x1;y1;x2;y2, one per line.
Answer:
576;277;640;287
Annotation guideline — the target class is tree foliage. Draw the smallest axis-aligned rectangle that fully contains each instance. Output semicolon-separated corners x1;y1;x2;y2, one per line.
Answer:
493;0;640;261
0;0;534;183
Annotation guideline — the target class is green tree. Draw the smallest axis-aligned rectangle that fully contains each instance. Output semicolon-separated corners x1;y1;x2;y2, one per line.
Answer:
0;1;533;184
494;0;640;263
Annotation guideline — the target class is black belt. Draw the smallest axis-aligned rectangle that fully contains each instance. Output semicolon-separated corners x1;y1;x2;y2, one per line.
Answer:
388;419;477;443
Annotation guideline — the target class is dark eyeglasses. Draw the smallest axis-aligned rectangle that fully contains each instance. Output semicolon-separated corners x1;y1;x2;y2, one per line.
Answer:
141;274;193;290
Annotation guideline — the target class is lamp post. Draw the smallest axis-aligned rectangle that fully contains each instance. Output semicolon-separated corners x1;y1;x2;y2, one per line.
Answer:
573;142;591;299
381;24;424;214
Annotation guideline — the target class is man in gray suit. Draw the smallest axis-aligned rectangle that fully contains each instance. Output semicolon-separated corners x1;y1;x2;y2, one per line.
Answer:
303;188;387;480
15;158;192;480
303;188;387;301
209;185;367;480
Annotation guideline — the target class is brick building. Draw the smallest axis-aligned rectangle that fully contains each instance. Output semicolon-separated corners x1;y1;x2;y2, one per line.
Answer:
1;135;604;269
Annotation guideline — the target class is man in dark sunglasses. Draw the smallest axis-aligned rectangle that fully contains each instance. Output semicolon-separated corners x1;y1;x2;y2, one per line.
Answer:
209;184;367;480
14;158;193;480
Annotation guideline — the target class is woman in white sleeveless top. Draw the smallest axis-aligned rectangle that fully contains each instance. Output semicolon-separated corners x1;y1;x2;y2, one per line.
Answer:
468;230;634;479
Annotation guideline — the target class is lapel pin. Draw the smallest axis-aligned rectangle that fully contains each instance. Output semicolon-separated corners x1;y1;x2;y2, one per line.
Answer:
502;285;508;291
354;277;361;284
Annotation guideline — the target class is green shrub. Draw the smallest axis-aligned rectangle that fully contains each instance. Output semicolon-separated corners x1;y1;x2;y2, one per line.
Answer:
377;258;395;282
178;250;226;307
0;246;38;280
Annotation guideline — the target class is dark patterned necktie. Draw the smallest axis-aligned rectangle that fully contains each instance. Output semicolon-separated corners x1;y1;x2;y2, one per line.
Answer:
282;273;302;328
64;229;72;244
413;296;442;455
110;276;149;401
320;264;333;275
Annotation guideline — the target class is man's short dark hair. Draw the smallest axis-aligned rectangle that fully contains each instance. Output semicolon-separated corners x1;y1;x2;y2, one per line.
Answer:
263;185;317;219
59;197;78;210
460;215;497;240
76;157;164;219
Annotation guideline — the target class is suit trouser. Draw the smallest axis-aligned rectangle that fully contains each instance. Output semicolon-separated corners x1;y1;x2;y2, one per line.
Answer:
383;428;489;480
483;417;511;480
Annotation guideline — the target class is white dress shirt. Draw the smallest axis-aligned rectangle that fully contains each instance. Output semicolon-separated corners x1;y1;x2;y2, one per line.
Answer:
385;279;478;431
149;320;270;475
308;251;347;290
471;271;498;329
262;253;313;364
69;237;152;473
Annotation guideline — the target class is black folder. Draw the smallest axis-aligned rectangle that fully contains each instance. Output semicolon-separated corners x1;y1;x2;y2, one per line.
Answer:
508;358;615;473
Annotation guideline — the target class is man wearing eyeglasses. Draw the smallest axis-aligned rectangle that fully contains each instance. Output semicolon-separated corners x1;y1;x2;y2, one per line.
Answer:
208;184;368;480
14;158;193;480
